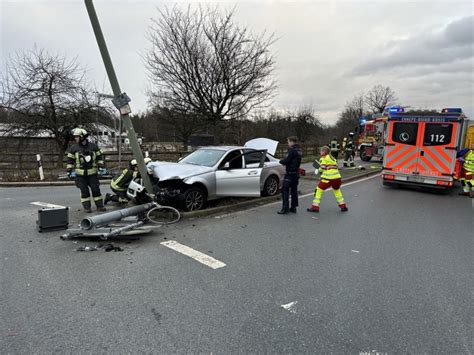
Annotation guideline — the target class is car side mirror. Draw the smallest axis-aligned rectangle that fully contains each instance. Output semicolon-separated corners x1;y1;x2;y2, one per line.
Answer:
221;162;231;169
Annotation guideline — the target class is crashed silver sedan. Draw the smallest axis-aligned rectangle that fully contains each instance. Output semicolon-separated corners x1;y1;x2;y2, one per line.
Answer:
128;138;285;211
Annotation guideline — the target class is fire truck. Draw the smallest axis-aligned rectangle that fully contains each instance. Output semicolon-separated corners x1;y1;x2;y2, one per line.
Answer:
382;108;470;190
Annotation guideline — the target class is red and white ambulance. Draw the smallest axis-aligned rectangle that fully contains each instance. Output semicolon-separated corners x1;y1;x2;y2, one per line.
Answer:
382;108;469;189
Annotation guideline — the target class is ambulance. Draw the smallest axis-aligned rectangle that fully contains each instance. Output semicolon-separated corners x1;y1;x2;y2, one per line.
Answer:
382;108;469;190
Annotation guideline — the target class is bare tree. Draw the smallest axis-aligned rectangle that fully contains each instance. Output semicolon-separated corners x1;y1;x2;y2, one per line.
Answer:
0;48;107;166
145;6;277;122
365;85;397;113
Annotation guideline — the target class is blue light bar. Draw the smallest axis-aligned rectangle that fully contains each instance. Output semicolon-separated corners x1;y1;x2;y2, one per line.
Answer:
441;108;462;113
388;106;404;113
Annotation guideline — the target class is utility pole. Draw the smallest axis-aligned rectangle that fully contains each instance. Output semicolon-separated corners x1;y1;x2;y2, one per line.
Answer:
84;0;153;193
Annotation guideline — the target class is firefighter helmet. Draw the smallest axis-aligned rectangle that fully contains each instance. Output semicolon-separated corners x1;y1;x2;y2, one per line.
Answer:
131;158;152;167
349;132;354;137
72;128;88;141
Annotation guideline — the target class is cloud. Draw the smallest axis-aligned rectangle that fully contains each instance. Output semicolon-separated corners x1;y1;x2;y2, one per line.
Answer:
353;16;474;75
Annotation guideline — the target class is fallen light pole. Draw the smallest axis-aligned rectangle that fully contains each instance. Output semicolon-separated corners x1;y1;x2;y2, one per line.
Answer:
80;203;156;230
61;203;180;240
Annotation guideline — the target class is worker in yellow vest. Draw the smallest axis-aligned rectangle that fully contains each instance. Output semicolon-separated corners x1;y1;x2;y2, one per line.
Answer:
459;144;474;197
307;146;348;213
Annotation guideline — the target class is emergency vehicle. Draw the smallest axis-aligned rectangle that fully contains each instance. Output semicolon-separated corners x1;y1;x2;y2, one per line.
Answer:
357;114;388;161
382;108;469;190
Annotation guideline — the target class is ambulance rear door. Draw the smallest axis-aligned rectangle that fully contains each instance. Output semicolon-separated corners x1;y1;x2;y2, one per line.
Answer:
384;120;421;175
417;120;459;180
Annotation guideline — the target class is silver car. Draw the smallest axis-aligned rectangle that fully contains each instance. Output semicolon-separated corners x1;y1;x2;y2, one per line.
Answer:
129;138;285;211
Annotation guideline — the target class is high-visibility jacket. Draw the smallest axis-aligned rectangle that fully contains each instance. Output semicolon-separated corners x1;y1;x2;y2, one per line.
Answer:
319;154;341;180
111;168;138;191
463;150;474;173
330;140;340;152
66;141;104;176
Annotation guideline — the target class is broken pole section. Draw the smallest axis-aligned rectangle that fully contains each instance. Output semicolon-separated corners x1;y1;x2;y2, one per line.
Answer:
84;0;153;193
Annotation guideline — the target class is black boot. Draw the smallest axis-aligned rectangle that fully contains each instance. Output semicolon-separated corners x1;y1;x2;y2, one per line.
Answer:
289;207;297;213
277;209;289;215
104;193;112;205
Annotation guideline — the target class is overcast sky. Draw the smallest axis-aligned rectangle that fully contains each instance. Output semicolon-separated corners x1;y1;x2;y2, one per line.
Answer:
1;0;473;124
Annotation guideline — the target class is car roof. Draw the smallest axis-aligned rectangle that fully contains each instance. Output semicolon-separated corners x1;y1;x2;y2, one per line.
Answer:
197;146;243;151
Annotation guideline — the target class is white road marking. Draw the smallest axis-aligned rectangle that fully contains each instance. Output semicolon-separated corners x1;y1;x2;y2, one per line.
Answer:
281;301;298;313
30;201;66;209
160;240;226;269
351;250;360;253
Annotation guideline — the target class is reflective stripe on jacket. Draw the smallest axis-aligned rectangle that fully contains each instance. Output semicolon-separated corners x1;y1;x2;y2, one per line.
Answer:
319;154;341;180
111;169;137;191
65;141;104;176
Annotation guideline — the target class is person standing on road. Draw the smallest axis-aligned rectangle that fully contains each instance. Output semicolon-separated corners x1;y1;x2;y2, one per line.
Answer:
329;136;340;159
104;157;152;205
343;132;356;167
307;146;348;213
458;143;474;197
278;136;303;215
66;128;106;213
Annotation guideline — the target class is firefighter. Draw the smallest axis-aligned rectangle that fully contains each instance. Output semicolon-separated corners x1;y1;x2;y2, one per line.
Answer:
329;136;340;159
307;145;348;213
104;157;152;205
66;128;106;212
458;144;474;197
343;132;356;167
278;136;303;214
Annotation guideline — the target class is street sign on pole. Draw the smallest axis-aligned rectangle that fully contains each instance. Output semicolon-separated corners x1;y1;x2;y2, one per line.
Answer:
84;0;153;193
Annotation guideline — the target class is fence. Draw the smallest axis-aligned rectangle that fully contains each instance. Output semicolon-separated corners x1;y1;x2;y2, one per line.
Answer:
0;140;321;181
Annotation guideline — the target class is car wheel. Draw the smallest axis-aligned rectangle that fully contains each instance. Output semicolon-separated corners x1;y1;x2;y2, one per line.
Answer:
262;175;279;196
360;147;372;161
181;187;206;211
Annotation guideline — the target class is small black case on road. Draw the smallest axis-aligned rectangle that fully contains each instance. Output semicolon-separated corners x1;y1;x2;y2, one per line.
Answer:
37;207;69;232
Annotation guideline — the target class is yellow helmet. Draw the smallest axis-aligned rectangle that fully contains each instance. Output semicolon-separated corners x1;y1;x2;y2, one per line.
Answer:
144;157;152;164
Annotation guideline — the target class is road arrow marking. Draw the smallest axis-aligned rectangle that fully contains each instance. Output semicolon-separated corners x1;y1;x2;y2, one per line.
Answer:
281;301;298;313
160;240;226;269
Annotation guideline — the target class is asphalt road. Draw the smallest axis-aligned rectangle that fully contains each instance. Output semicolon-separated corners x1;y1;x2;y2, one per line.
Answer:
0;176;472;353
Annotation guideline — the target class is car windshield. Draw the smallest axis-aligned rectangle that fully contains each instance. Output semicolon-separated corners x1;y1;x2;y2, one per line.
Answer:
179;149;226;167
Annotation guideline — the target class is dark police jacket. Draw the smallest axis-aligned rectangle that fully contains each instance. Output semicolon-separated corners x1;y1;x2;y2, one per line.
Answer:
279;144;303;174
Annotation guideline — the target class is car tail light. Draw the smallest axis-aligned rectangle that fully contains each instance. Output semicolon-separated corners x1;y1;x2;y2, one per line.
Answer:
383;174;395;180
436;180;452;186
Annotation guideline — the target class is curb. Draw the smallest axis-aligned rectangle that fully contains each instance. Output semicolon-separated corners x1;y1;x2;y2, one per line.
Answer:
0;179;112;187
181;168;381;219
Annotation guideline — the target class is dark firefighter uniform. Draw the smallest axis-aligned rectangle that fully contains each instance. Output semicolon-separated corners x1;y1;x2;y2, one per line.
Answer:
329;137;340;159
105;158;153;205
106;168;138;205
278;140;303;214
343;133;356;167
66;129;105;211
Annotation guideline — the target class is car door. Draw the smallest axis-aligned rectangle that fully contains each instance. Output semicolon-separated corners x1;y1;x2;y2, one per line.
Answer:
383;120;421;175
215;150;266;197
417;122;458;177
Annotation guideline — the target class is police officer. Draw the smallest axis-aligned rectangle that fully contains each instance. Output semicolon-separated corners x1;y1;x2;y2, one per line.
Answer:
104;157;152;205
278;136;303;214
343;132;356;167
66;128;106;212
329;136;340;159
